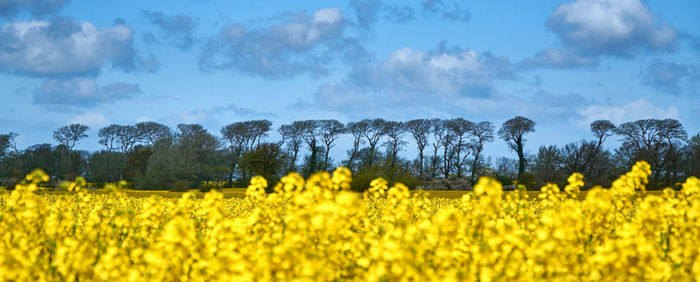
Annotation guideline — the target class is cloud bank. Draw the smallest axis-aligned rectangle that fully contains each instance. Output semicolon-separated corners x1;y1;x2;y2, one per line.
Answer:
142;10;196;51
350;0;470;29
0;17;145;77
33;78;141;107
578;98;679;125
199;8;368;79
0;0;69;19
518;48;598;70
640;59;698;96
521;0;678;70
313;44;513;117
547;0;676;57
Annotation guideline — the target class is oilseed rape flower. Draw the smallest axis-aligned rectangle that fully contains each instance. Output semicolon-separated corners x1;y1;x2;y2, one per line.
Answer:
1;161;700;280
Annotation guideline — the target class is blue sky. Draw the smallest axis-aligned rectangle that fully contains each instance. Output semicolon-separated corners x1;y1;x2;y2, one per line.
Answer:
1;0;699;161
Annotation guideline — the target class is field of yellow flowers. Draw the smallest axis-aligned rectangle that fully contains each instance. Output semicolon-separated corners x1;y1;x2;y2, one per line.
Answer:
1;162;700;281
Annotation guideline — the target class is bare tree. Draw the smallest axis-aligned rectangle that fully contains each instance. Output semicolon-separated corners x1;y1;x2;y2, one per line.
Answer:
659;119;687;186
8;132;19;154
437;120;457;179
659;119;687;145
278;123;304;170
615;119;663;171
428;119;456;179
430;118;445;179
248;120;272;150
498;116;535;180
98;124;120;151
560;140;589;175
0;134;8;158
405;119;432;178
469;121;495;184
360;118;388;167
221;122;250;181
615;119;664;152
53;124;89;151
136;122;172;145
221;120;272;153
177;123;207;139
115;125;140;154
221;122;248;153
532;145;563;186
0;132;19;157
590;120;616;150
297;120;322;172
687;134;700;177
446;118;473;178
495;157;518;180
345;121;365;169
318;120;345;170
383;121;406;168
613;119;687;187
581;120;616;177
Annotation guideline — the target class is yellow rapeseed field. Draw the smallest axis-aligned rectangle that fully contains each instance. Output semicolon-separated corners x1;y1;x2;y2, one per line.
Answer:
1;162;700;281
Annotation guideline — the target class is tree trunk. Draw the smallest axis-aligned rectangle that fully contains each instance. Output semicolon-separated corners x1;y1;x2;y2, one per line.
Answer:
471;150;481;185
346;150;356;169
290;147;299;172
455;148;462;178
517;140;525;180
310;140;318;173
443;146;449;179
418;150;424;179
368;145;375;167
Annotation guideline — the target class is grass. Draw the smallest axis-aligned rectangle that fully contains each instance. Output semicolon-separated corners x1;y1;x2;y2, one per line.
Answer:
36;188;664;200
38;188;248;199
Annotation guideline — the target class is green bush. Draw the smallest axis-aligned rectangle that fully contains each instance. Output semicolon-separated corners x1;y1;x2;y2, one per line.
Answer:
518;173;536;190
495;176;513;187
171;180;191;192
198;182;216;192
351;165;419;192
351;166;382;192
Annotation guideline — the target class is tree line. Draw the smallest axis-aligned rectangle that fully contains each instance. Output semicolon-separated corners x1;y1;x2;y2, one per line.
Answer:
1;117;699;191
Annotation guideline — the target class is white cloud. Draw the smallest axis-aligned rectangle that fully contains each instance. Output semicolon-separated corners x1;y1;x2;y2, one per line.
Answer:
208;103;277;118
640;59;699;96
310;45;515;119
518;48;598;69
165;110;221;131
135;116;153;123
199;8;364;79
349;46;512;98
67;112;110;129
422;0;470;22
0;17;139;77
33;77;141;107
313;8;343;24
547;0;676;56
171;110;209;124
578;98;679;125
142;10;196;51
0;0;69;18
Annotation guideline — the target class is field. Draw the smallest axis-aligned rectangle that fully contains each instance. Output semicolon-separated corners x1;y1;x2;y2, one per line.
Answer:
40;188;664;200
2;162;700;280
41;188;484;199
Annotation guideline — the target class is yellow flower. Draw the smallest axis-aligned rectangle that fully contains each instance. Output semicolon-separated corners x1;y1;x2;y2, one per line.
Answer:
0;162;697;281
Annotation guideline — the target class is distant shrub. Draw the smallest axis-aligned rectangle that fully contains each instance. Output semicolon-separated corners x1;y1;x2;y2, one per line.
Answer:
351;165;419;192
495;175;513;187
418;178;472;190
171;180;191;192
518;173;536;190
